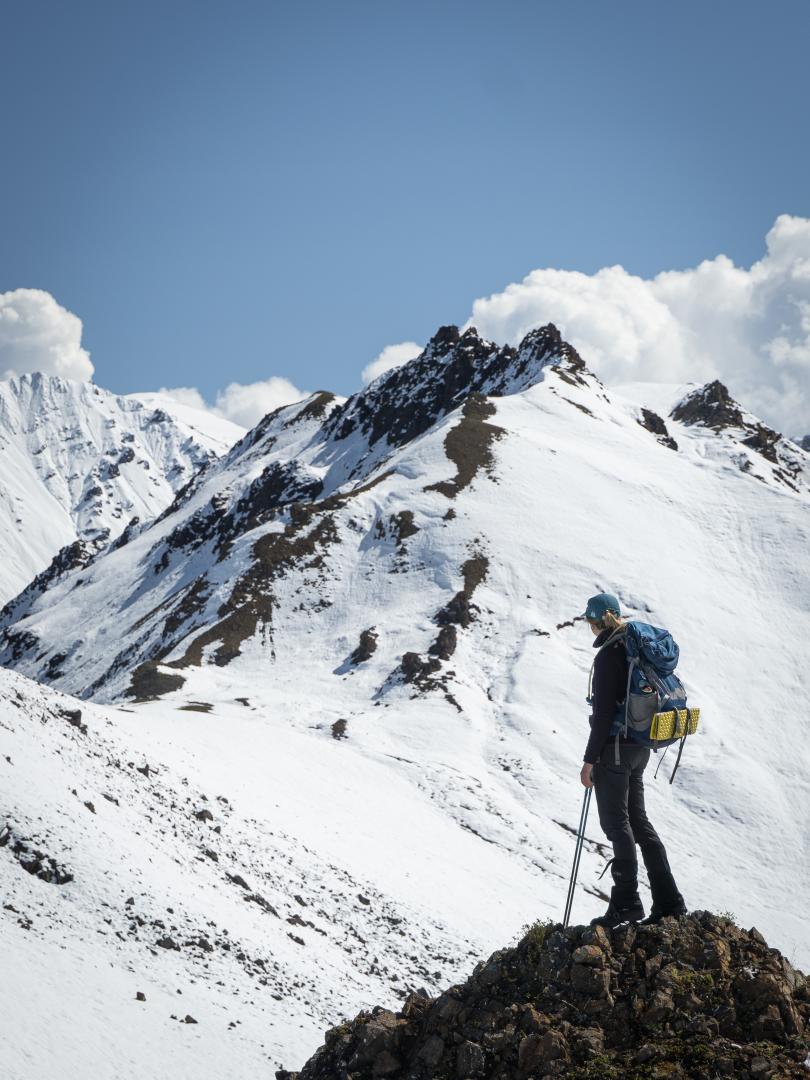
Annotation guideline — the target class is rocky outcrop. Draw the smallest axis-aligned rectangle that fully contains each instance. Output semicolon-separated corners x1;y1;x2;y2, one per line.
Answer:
322;324;588;461
278;913;809;1080
672;382;806;492
638;408;678;452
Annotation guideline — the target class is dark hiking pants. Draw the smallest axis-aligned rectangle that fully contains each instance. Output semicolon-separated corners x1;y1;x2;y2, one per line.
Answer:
593;741;684;911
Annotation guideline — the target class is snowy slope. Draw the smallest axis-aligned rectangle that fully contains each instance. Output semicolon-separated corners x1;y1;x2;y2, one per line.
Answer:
0;374;244;604
1;325;809;1076
0;667;542;1080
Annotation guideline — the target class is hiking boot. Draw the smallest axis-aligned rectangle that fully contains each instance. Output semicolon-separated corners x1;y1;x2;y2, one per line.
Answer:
639;902;687;926
591;858;644;927
590;899;645;928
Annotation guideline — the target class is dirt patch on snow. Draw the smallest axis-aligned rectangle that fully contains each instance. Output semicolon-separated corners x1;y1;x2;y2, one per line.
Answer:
127;661;186;701
425;395;505;499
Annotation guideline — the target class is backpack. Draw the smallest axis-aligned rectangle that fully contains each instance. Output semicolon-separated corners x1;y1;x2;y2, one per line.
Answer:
590;620;700;783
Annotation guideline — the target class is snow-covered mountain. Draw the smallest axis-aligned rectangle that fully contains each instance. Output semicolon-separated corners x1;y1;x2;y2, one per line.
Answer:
1;325;809;1078
0;373;244;604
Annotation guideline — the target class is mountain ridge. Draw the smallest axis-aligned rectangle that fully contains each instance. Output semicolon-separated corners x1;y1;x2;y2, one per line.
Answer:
0;372;244;603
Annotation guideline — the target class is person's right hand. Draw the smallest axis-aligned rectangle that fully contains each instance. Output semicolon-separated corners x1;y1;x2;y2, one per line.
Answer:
580;763;594;788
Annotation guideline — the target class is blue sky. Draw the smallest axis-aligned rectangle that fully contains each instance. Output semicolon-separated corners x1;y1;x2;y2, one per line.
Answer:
3;0;810;409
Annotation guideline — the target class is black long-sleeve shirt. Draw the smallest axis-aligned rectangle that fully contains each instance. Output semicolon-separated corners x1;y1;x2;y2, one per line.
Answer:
583;627;631;764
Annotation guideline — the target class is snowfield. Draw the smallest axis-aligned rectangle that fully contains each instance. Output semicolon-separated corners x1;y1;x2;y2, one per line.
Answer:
1;325;808;1078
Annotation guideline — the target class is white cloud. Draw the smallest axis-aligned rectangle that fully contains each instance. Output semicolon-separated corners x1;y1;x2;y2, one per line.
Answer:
153;386;209;411
159;377;307;429
361;342;422;385
463;214;810;436
0;288;93;382
212;377;307;427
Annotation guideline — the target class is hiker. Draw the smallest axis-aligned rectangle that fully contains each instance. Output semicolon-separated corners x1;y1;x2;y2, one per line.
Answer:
579;592;687;928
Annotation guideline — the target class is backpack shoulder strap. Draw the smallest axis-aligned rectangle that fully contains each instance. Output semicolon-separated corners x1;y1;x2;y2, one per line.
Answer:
587;626;627;701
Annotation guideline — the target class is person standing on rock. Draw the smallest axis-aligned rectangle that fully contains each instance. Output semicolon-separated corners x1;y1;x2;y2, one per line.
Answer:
579;592;687;928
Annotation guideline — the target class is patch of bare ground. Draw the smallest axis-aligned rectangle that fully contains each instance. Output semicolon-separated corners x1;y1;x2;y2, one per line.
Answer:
425;395;505;499
125;660;186;701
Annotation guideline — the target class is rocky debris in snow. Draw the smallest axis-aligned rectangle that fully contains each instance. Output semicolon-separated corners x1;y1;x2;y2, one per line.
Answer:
156;935;181;950
425;394;505;499
57;706;87;734
194;808;214;822
389;510;419;547
400;652;442;686
350;629;378;665
331;718;348;740
638;408;678;451
391;553;489;699
226;872;251;890
434;553;489;631
246;893;280;917
280;913;809;1080
135;991;146;1001
0;823;73;884
108;515;141;552
428;624;457;660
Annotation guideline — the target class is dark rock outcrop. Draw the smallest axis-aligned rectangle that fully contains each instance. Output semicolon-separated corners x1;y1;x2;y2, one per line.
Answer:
672;382;805;491
638;408;678;452
671;381;746;431
350;629;379;665
278;913;809;1080
322;323;588;461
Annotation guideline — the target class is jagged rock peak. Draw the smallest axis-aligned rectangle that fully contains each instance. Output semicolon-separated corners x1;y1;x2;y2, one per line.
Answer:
671;380;747;431
278;912;809;1080
670;380;809;491
323;322;588;454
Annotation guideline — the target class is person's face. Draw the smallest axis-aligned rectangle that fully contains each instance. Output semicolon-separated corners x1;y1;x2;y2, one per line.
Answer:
587;618;601;636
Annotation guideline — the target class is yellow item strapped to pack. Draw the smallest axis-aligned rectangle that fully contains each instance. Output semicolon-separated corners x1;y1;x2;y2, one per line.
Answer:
650;707;701;742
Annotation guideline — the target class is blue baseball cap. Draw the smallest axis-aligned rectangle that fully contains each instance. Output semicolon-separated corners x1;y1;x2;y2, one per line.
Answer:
580;592;622;621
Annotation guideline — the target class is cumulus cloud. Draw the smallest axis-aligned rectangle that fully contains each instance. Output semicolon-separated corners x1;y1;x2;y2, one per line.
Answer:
0;288;93;382
361;341;423;385
159;376;307;428
464;214;810;436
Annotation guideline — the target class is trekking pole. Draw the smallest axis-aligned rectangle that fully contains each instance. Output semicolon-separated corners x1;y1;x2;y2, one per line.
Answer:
563;786;592;928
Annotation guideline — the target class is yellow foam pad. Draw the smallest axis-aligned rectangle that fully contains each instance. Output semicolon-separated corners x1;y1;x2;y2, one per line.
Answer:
650;707;700;741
